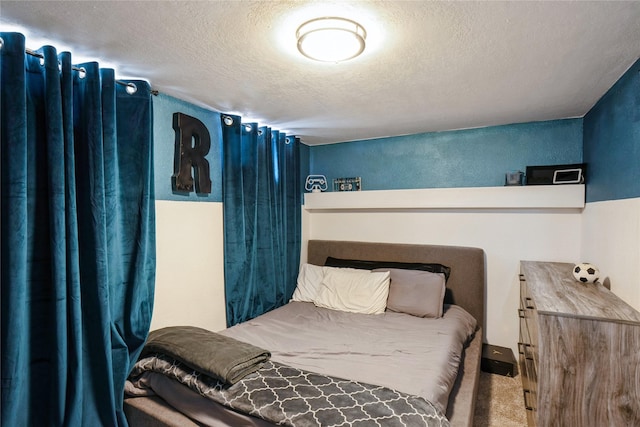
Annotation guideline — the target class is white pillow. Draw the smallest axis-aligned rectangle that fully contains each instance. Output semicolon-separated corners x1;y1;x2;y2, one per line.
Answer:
290;263;326;302
314;268;391;315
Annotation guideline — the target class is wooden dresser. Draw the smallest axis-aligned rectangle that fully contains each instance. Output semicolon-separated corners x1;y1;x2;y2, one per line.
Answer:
518;261;640;427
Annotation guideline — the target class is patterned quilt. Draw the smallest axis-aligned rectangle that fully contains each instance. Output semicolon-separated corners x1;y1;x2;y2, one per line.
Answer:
129;354;450;427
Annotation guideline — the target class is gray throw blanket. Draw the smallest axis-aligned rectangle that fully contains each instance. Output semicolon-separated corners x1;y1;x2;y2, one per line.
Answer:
141;326;271;385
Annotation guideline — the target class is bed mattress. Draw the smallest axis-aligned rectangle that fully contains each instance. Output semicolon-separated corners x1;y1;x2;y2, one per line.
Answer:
127;300;477;425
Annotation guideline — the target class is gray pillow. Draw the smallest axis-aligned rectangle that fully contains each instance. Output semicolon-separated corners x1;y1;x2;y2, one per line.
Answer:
374;268;446;318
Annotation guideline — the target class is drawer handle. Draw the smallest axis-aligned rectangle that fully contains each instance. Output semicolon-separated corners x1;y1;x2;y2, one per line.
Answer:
519;274;526;281
518;308;526;318
525;297;535;309
523;390;534;411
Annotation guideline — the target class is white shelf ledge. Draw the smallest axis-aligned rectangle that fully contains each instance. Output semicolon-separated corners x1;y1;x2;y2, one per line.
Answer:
304;185;585;211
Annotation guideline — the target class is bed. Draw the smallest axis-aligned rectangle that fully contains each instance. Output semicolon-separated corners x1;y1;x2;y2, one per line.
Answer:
124;240;486;427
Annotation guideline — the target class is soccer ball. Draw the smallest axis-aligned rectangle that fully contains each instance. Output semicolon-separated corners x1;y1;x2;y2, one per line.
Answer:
572;263;600;283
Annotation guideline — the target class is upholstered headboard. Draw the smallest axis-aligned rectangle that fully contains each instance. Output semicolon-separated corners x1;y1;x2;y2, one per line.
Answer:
307;240;486;330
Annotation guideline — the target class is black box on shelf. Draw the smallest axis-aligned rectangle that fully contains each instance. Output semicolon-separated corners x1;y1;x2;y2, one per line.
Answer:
481;344;518;377
525;163;586;185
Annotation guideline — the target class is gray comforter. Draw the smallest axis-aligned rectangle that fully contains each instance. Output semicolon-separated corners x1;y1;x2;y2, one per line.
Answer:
126;302;476;426
219;301;477;413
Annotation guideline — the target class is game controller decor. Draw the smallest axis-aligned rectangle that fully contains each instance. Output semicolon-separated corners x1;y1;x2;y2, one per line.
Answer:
305;175;328;192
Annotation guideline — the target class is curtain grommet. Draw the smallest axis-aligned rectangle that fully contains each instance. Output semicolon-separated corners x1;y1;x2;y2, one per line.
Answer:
125;82;137;95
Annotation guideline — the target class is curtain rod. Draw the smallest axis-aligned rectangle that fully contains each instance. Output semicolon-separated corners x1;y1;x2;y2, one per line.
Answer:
25;48;158;96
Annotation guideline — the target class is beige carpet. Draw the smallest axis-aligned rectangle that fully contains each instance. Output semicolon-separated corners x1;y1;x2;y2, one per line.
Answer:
473;371;528;426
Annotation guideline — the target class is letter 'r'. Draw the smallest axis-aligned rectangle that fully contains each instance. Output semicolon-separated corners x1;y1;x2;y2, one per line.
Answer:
172;112;212;194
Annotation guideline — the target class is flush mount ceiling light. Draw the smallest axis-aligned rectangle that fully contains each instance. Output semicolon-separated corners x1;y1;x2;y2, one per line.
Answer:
296;17;366;63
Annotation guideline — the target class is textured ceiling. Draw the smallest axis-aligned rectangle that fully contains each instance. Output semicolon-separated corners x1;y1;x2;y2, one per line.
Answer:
2;1;639;145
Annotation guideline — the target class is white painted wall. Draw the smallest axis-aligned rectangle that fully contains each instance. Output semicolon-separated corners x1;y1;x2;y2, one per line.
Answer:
151;200;227;332
581;197;640;311
150;192;640;360
302;193;583;357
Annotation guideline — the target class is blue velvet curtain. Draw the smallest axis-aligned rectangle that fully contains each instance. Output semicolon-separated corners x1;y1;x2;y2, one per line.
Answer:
221;115;301;327
1;33;155;426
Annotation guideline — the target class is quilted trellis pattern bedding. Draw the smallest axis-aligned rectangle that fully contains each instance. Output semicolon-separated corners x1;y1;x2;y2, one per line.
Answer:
128;355;450;427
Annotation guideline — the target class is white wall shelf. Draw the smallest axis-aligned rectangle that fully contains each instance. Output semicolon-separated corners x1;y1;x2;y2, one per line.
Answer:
304;184;585;211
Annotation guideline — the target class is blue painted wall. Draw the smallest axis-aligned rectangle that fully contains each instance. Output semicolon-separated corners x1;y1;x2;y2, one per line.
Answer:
151;59;638;201
309;119;583;190
300;143;311;189
152;94;311;202
583;58;640;203
153;93;223;202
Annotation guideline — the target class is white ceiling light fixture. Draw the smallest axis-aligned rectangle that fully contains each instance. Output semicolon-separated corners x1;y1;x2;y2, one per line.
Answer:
296;17;366;63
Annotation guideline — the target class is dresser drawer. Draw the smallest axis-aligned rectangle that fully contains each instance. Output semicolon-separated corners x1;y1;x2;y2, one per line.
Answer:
522;343;537;392
518;340;538;427
521;292;540;364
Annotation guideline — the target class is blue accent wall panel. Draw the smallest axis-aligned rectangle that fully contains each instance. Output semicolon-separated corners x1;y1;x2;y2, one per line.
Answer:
153;93;223;202
583;58;640;203
310;119;582;191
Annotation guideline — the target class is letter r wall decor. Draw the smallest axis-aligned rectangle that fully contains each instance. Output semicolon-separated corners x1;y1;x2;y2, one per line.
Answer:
172;112;212;194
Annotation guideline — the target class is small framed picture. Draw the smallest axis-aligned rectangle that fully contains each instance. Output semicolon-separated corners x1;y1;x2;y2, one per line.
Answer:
333;177;362;191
